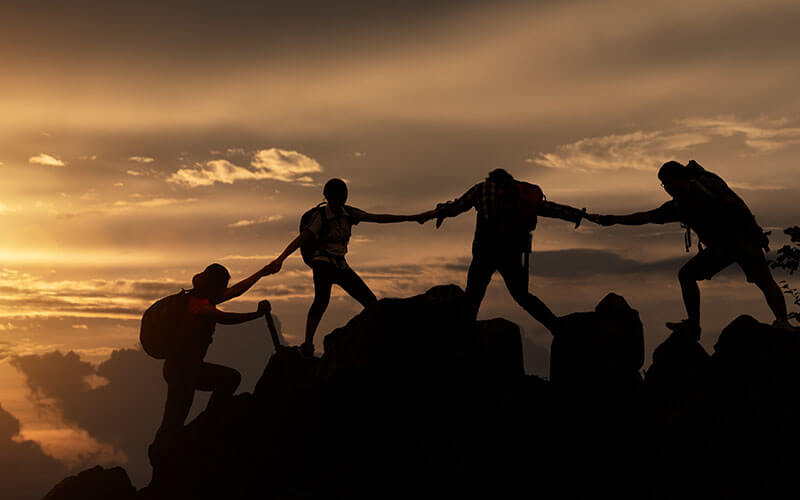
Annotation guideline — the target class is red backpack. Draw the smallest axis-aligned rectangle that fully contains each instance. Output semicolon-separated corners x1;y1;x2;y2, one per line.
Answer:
516;181;544;231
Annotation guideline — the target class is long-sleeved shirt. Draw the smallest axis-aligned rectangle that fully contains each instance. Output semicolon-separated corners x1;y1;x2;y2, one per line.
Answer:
437;181;584;250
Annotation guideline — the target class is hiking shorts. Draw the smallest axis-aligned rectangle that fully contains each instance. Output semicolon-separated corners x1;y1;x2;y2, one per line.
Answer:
681;242;772;284
311;259;377;310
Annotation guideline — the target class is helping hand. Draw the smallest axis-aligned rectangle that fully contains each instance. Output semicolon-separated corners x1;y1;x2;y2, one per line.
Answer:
257;300;272;315
262;259;283;276
586;213;616;227
415;210;437;224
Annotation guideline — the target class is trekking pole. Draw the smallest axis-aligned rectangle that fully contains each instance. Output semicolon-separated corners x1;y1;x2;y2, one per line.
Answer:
265;312;282;351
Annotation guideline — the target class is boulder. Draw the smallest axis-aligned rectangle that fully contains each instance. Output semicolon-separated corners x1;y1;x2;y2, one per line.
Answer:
550;293;644;395
43;466;136;500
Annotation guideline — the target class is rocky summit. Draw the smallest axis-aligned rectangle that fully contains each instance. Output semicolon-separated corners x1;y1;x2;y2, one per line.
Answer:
43;285;800;500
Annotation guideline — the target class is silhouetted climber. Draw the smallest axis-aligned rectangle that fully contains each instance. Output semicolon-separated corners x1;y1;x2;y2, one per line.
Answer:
423;169;585;333
266;178;434;356
147;263;273;466
587;160;792;338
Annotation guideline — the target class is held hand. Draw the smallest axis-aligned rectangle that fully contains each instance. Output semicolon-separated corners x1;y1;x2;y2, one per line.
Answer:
587;214;616;227
263;259;282;275
257;300;272;315
415;210;437;224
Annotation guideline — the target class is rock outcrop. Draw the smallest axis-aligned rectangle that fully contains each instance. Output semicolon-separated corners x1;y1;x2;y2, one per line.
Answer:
43;287;800;500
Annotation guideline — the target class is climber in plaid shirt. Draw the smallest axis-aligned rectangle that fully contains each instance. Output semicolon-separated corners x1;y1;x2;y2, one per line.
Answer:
423;169;585;333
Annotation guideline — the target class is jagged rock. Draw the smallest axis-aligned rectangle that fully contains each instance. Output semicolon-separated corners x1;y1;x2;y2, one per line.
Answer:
43;466;136;500
41;289;800;500
550;293;644;395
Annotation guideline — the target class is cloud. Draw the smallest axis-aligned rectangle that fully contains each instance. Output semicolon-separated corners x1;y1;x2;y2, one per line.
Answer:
128;156;155;163
11;319;278;487
28;154;65;167
678;117;800;153
0;272;187;321
126;170;143;176
0;403;66;500
11;349;164;487
0;201;19;214
111;197;199;209
227;215;283;228
529;117;800;171
78;155;97;160
168;148;323;187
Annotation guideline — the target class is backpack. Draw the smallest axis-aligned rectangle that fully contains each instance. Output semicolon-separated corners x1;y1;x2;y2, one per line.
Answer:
139;290;191;359
516;181;545;231
299;203;355;267
679;160;765;251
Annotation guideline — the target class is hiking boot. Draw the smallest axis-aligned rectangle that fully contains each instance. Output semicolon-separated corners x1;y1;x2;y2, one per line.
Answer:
772;318;796;332
666;319;701;340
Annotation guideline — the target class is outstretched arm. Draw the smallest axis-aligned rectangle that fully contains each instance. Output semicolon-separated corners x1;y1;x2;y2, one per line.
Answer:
265;229;315;274
588;204;677;226
537;200;586;226
360;211;437;224
219;266;271;304
196;300;272;325
431;184;481;227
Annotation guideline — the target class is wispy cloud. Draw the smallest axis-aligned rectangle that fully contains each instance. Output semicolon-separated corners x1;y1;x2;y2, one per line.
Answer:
168;148;322;187
111;197;199;209
529;116;800;171
678;117;800;153
128;156;155;163
227;215;283;228
29;154;66;167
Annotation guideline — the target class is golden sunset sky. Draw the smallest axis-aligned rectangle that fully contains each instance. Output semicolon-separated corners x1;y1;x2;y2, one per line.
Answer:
1;0;799;495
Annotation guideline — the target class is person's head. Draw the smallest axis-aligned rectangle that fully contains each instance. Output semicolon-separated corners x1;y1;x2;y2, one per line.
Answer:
487;169;516;197
323;178;348;209
658;161;690;197
192;263;231;302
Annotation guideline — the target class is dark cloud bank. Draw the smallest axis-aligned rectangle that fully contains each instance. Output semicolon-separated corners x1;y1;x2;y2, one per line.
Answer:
9;318;278;487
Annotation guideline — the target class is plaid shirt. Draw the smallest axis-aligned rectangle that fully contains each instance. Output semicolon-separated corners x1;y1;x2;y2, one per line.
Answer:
439;182;583;225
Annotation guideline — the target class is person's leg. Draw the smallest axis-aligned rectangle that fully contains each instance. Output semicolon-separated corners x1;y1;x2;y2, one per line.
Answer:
677;263;702;328
673;248;731;333
335;266;377;308
497;252;558;332
305;262;335;352
158;359;197;434
464;251;497;321
194;362;241;412
756;277;789;321
738;248;789;323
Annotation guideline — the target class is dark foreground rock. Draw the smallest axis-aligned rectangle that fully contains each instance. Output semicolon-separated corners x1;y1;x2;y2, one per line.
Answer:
44;287;800;500
43;466;136;500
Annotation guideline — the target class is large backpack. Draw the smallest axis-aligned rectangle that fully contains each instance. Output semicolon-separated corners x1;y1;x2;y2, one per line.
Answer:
299;203;355;267
139;290;191;359
683;160;739;202
679;160;764;250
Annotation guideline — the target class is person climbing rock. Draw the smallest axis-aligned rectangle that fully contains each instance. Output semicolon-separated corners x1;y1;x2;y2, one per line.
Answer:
265;178;434;356
147;263;273;469
587;160;792;339
424;169;586;333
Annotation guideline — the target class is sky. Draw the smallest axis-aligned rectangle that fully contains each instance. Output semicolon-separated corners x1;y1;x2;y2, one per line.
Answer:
1;0;799;496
